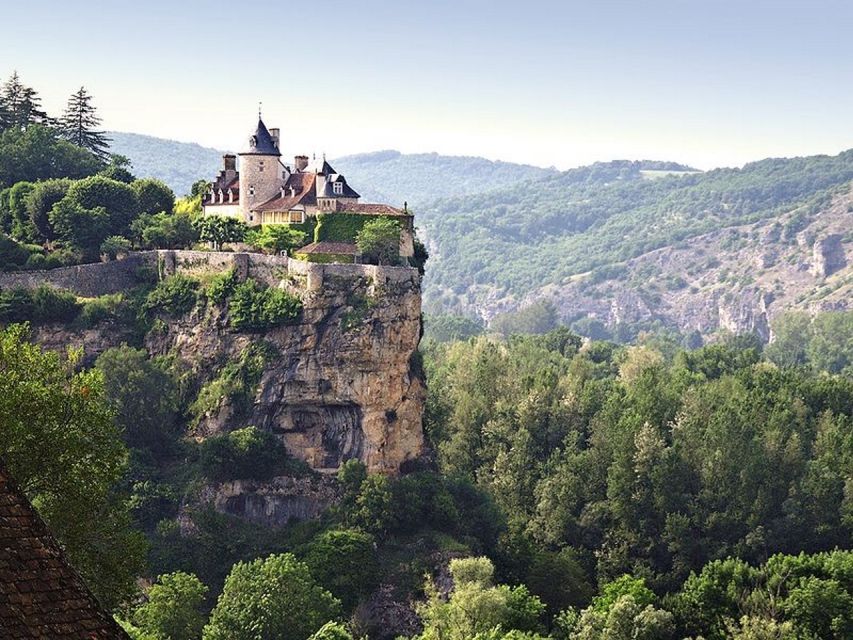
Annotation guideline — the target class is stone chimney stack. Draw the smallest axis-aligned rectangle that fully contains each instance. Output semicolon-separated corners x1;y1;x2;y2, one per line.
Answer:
269;128;280;150
294;155;309;172
223;154;237;182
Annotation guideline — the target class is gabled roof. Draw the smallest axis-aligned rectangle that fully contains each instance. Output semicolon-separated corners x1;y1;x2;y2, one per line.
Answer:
318;174;361;199
337;203;410;216
0;461;129;639
254;172;317;211
240;118;281;156
295;241;359;255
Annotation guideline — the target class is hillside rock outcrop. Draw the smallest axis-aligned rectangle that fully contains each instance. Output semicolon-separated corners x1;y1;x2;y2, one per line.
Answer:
812;234;847;277
147;264;426;475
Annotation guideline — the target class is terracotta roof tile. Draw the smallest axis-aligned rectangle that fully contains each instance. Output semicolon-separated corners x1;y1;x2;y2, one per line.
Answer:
296;241;359;255
0;461;128;639
254;172;317;211
336;203;409;216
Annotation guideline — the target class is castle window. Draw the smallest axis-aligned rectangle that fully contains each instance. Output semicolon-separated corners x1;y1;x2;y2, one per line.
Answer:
249;185;255;196
333;181;343;195
259;161;265;173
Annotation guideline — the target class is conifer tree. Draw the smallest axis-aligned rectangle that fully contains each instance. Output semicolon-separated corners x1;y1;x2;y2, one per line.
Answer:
0;71;50;131
59;86;111;160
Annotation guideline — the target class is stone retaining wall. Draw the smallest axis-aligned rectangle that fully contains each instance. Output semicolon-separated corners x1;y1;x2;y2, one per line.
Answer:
0;250;419;297
0;252;158;297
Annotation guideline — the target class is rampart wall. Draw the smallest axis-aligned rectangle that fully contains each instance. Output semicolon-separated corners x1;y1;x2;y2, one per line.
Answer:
0;250;418;297
0;252;158;297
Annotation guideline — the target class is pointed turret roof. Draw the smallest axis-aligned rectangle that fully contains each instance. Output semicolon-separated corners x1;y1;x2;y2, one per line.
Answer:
314;156;336;175
240;118;281;156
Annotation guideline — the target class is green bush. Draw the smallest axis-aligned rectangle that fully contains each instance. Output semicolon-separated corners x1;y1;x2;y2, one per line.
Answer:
205;268;240;304
229;279;302;331
0;234;38;270
0;285;80;324
199;426;286;482
31;285;80;323
246;225;307;255
145;275;199;316
189;343;273;427
100;235;132;260
356;217;401;265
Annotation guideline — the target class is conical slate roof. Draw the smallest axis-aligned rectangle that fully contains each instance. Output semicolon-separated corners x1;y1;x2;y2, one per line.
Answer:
241;118;281;156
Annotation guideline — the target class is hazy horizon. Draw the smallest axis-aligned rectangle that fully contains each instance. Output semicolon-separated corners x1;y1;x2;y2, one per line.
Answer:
4;0;853;171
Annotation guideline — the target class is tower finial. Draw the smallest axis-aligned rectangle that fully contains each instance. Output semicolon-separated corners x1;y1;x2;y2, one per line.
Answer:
258;101;262;119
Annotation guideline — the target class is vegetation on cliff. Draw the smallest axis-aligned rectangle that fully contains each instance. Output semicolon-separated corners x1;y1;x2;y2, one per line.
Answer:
1;269;852;639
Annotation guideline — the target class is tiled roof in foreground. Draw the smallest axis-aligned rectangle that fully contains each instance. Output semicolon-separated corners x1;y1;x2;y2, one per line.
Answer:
0;461;128;639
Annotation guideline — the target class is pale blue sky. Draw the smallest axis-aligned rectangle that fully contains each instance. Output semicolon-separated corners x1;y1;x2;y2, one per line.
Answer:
2;0;852;169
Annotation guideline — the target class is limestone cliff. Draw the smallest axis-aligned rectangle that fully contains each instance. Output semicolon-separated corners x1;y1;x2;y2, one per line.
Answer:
30;254;426;477
147;262;425;475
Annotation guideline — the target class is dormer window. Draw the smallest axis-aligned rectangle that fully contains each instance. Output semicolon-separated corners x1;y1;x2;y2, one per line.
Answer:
333;181;343;195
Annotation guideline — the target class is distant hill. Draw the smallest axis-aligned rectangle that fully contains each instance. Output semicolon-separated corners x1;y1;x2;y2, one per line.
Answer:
332;150;558;206
107;132;225;196
418;154;853;340
106;134;559;204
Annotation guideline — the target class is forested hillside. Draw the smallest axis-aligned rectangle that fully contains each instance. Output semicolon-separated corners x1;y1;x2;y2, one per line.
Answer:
333;150;559;204
104;135;561;205
107;132;224;196
419;153;853;332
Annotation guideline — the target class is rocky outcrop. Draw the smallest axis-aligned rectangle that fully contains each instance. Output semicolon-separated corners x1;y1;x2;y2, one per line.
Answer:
812;234;847;277
202;476;341;527
147;265;425;475
460;186;853;343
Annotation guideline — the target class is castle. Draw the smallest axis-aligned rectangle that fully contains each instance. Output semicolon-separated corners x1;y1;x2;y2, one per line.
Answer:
202;117;414;261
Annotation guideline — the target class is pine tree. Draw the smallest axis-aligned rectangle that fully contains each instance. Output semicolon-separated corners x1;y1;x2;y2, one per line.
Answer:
59;86;111;161
0;71;51;131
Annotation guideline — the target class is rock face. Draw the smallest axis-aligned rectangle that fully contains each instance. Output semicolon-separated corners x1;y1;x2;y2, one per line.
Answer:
148;264;426;475
812;234;847;277
448;185;853;342
203;476;341;527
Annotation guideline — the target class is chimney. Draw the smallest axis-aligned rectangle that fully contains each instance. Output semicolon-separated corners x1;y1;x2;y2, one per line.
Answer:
294;155;309;172
223;154;237;183
269;128;280;150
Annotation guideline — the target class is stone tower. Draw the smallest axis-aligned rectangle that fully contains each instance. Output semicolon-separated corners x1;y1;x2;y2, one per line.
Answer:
238;118;284;221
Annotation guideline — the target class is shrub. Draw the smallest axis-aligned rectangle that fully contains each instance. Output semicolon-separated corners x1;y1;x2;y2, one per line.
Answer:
24;178;71;241
189;343;273;427
131;571;208;640
132;212;198;249
205;268;240;304
100;235;132;260
229;279;302;331
302;529;379;611
31;285;80;323
145;275;199;316
193;216;247;250
78;293;126;327
0;234;38;270
246;225;307;255
199;426;286;482
0;285;80;324
356;217;401;265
